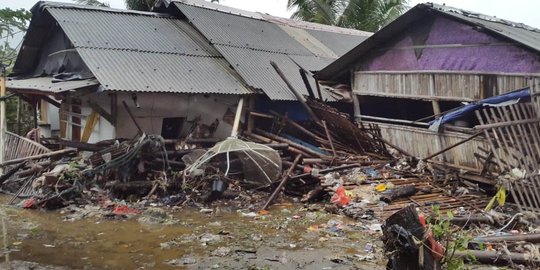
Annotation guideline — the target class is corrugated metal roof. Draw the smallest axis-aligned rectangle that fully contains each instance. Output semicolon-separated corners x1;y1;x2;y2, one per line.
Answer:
47;8;213;56
7;77;99;93
34;3;251;95
76;48;249;94
306;29;369;56
259;13;371;36
173;1;358;100
317;3;540;81
176;3;312;55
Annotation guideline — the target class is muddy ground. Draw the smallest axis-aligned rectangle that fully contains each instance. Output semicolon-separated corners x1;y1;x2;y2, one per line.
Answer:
0;196;386;270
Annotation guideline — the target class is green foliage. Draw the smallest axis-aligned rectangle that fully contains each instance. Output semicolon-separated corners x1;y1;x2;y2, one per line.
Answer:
1;8;31;69
124;0;219;11
287;0;408;32
74;0;110;7
429;205;475;270
1;8;34;135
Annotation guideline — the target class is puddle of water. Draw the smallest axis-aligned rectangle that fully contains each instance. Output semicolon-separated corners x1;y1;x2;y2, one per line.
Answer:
0;197;384;269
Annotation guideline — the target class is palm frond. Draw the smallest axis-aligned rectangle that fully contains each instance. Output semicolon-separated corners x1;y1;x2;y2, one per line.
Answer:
74;0;110;7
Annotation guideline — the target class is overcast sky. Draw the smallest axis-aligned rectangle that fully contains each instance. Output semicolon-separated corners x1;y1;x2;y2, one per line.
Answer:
3;0;540;46
4;0;540;28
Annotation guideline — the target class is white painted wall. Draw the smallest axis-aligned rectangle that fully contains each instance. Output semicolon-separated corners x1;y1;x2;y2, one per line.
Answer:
56;92;241;142
116;93;240;139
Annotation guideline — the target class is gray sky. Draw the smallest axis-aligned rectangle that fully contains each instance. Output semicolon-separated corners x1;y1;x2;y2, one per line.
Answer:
3;0;540;28
3;0;540;46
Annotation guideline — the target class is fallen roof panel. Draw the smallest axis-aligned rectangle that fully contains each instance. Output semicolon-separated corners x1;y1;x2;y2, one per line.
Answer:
7;77;99;94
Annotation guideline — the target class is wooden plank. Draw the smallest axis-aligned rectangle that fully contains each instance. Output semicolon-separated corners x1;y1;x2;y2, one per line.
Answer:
81;110;99;143
88;100;115;125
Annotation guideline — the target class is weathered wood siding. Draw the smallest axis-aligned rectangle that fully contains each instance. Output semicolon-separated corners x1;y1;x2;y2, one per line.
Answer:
373;122;489;169
354;72;530;101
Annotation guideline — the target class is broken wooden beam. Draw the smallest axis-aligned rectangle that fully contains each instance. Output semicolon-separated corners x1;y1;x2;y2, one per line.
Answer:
262;154;302;210
270;61;320;123
254;128;328;158
422;131;483;161
289;163;361;181
0;148;76;167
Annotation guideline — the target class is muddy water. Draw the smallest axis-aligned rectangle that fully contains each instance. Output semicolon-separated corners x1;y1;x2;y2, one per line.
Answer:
0;201;384;270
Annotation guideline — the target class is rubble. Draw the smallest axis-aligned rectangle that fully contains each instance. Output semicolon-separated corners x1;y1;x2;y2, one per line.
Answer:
1;97;539;270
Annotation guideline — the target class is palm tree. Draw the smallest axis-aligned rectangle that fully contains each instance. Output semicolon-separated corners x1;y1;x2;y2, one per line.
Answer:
287;0;408;32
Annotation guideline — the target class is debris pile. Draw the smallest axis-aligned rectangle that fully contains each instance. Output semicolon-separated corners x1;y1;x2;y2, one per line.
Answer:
1;98;539;269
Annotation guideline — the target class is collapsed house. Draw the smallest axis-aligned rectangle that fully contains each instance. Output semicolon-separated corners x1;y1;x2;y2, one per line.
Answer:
316;3;540;212
6;0;370;144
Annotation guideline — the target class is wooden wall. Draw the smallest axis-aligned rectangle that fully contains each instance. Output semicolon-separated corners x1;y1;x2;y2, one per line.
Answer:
354;72;530;101
374;122;489;169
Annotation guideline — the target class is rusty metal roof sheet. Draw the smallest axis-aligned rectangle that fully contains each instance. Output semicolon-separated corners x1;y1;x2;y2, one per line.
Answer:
31;3;251;95
317;3;540;81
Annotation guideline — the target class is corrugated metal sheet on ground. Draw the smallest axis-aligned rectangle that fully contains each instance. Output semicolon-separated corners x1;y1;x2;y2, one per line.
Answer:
77;49;251;94
306;29;369;56
48;7;213;56
7;77;99;93
174;2;312;55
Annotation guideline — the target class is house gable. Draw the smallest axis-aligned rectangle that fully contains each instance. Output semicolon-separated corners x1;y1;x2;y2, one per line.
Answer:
361;15;540;74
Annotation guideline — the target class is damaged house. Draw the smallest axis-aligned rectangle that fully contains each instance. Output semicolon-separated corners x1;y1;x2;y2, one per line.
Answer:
7;0;369;143
316;3;540;212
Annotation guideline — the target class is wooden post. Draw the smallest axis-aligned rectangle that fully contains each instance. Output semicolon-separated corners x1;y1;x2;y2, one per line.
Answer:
352;94;362;123
110;93;117;137
231;97;244;137
122;100;143;134
261;154;302;210
299;68;315;99
270;61;320;123
0;68;6;175
246;96;255;133
16;96;21;134
431;100;441;117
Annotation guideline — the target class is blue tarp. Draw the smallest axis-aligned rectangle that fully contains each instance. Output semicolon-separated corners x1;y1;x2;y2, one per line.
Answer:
429;88;531;130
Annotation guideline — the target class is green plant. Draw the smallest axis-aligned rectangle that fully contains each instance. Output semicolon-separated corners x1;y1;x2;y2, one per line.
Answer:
428;205;475;270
